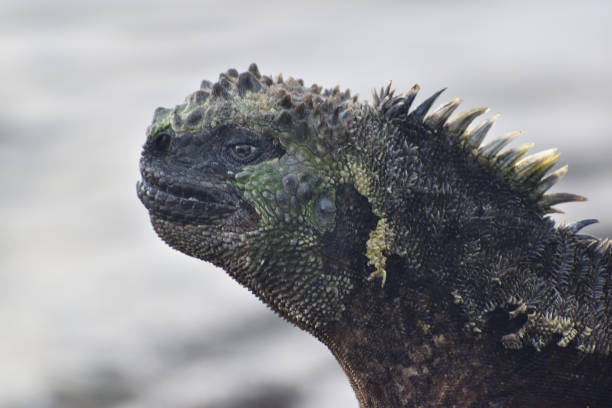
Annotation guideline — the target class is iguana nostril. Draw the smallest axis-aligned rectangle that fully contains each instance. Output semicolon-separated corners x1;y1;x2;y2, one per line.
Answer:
153;132;171;152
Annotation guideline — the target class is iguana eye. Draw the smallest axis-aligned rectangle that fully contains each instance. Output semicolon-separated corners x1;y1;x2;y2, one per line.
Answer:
229;143;260;163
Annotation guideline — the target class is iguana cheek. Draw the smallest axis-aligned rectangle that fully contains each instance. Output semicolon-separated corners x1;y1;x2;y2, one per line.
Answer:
233;155;337;234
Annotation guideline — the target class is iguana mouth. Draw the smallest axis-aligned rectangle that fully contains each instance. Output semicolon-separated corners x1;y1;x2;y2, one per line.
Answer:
137;176;237;224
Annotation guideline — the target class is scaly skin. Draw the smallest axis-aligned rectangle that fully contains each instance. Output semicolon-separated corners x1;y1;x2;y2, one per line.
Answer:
137;64;612;407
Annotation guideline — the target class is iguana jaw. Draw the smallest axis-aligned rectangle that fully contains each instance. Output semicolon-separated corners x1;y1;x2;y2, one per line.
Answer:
136;177;243;225
137;160;264;269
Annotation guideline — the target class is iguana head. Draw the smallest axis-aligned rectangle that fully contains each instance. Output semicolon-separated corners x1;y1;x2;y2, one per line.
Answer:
137;64;364;330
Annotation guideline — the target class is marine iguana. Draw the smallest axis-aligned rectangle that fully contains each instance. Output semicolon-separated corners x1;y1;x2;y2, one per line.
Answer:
137;64;612;407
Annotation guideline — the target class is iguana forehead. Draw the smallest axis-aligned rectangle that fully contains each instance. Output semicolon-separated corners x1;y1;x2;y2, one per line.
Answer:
146;89;280;138
146;64;360;156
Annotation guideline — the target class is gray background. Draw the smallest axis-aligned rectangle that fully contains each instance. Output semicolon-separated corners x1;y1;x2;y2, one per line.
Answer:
1;1;611;407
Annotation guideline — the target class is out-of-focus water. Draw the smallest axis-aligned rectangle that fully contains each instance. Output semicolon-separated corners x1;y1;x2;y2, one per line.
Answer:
1;1;610;407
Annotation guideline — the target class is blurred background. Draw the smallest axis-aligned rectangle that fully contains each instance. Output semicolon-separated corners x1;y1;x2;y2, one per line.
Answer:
1;0;611;407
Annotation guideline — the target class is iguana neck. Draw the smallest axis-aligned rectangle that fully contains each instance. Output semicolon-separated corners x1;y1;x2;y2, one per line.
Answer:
315;205;533;406
321;267;484;407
